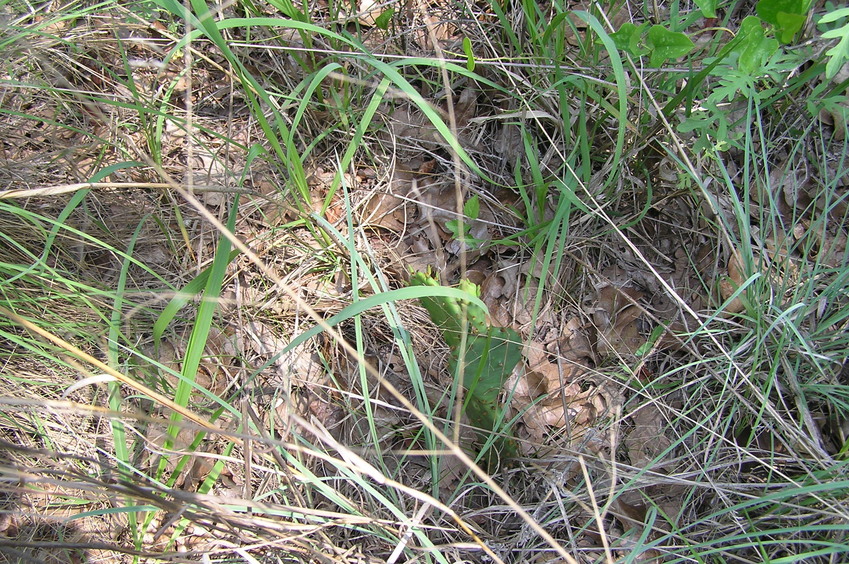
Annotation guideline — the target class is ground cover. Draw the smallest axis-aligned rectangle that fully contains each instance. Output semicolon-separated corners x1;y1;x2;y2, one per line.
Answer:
1;0;848;562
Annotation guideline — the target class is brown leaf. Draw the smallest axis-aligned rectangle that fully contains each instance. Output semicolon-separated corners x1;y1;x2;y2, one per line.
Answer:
244;320;325;387
453;88;477;128
523;344;582;398
152;326;238;400
357;0;385;26
818;99;849;141
718;248;746;314
594;285;645;356
625;404;672;469
387;107;441;148
362;191;408;231
559;317;596;365
612;496;648;531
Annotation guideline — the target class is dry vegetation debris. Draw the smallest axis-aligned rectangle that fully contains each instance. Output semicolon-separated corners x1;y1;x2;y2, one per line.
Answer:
1;0;849;562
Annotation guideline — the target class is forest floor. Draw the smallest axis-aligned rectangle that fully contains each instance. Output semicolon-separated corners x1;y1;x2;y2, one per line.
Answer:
1;0;848;562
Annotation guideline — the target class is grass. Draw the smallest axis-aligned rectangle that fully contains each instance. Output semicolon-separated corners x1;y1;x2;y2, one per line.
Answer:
1;0;848;562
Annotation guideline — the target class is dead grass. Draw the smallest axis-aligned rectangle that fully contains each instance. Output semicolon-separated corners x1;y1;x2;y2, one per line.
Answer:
1;0;848;562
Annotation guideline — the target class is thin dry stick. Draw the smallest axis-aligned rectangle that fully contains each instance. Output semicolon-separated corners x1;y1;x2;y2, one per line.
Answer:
0;183;249;199
580;455;614;563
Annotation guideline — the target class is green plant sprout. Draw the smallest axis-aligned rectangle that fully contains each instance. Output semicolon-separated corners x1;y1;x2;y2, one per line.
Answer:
445;195;485;247
409;269;522;470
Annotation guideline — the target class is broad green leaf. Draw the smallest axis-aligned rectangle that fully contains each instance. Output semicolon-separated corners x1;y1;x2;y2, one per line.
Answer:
462;36;475;72
464;194;480;220
445;219;463;240
647;25;694;66
373;8;394;30
445;196;483;245
756;0;812;43
776;11;808;42
735;16;780;75
695;0;718;18
611;22;650;56
409;271;522;469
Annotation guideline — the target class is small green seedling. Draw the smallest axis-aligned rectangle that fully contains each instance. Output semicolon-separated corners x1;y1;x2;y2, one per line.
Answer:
462;37;476;72
373;8;394;30
409;269;522;470
734;16;781;75
445;195;485;247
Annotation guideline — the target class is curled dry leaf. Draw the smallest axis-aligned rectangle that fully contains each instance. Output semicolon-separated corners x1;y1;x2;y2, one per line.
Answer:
718;248;746;314
362;191;408;231
360;161;428;231
593;284;645;357
519;385;610;445
385;89;479;153
479;261;521;327
521;343;583;399
559;316;596;366
815;228;848;268
625;404;672;469
245;320;325;387
818;98;849;142
404;233;445;275
510;317;604;447
495;121;523;165
307;167;352;223
357;0;385;26
465;257;492;286
388;107;442;148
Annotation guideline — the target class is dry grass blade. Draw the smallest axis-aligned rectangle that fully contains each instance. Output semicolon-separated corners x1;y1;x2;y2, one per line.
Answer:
0;305;227;437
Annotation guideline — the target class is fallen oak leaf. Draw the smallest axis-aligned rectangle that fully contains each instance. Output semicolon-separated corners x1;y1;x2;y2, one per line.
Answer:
594;284;646;357
625;403;672;469
718;248;746;314
362;191;408;231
